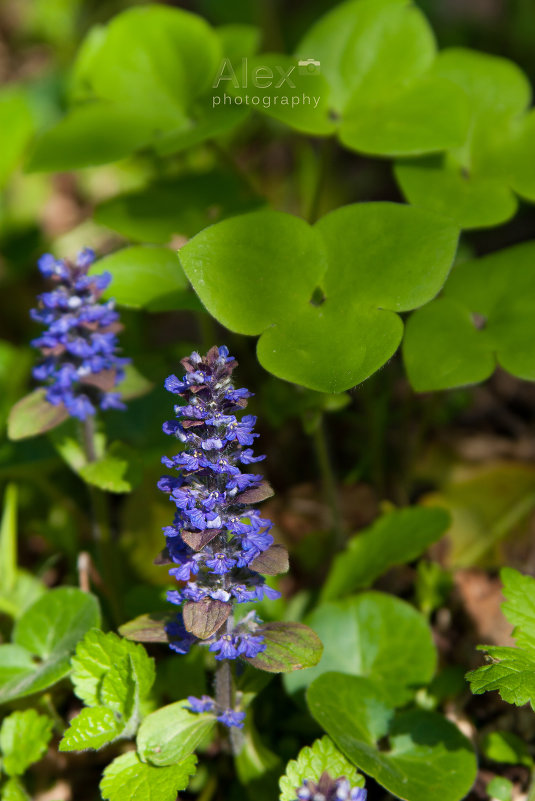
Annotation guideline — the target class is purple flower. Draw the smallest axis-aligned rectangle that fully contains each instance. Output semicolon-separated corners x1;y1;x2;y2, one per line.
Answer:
30;249;129;420
293;776;367;801
158;347;283;663
187;695;216;714
217;709;245;729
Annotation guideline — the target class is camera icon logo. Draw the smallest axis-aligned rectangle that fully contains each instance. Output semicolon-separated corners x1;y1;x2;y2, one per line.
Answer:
298;58;321;76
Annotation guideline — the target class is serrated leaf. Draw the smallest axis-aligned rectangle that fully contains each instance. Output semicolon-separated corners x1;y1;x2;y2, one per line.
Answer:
0;588;100;704
279;736;364;801
322;507;450;601
404;241;535;391
285;592;436;706
59;706;122;752
500;567;535;649
308;673;477;801
96;246;200;312
136;700;215;767
100;750;197;801
7;390;69;441
71;629;155;713
245;622;323;673
0;710;53;776
467;645;535;709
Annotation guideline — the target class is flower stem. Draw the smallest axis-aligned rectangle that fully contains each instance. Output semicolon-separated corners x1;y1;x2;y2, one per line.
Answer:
80;418;123;625
312;416;345;550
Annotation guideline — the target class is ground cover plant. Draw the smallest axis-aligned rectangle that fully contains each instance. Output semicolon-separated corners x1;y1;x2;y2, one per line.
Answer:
2;0;535;799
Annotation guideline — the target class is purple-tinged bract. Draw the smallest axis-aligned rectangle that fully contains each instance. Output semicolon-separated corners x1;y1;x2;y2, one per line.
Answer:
160;346;280;658
294;774;367;801
30;249;129;420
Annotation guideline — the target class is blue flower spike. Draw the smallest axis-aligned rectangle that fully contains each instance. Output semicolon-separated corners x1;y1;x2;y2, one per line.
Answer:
159;346;286;669
30;249;129;420
295;774;367;801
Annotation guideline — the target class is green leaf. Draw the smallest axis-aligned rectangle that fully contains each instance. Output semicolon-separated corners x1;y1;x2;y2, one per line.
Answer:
395;156;517;230
7;390;69;441
0;485;17;596
94;171;263;244
228;54;335;136
78;442;143;493
297;0;469;156
284;592;436;707
245;622;323;674
59;707;122;752
86;6;220;117
0;710;53;776
100;751;197;801
181;204;458;392
322;507;450;601
279;736;364;801
136;700;215;767
0;588;100;704
179;210;327;336
70;629;155;710
467;645;535;709
404;241;535;390
308;673;477;801
28;103;160;172
0;778;30;801
481;731;533;767
487;777;513;801
119;365;154;402
0;87;34;187
96;246;201;312
395;48;532;228
500;567;535;649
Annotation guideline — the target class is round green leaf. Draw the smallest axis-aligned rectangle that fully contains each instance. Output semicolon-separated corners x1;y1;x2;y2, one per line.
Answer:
87;6;221;113
403;241;535;390
179;210;327;335
308;673;477;801
97;246;200;312
257;302;402;393
316;202;459;309
395;48;532;228
403;297;496;391
245;622;323;673
395;156;518;230
284;592;436;706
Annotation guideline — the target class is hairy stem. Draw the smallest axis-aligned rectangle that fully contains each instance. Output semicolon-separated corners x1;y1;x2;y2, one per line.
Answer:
312;416;345;550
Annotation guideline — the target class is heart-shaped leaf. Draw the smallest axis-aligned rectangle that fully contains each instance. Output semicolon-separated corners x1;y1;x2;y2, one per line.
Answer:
403;241;535;390
284;592;436;706
307;673;477;801
137;700;215;766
